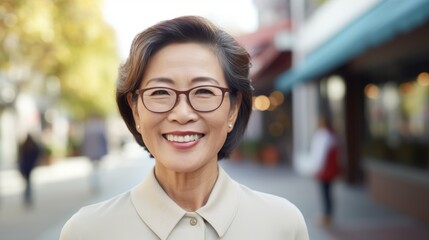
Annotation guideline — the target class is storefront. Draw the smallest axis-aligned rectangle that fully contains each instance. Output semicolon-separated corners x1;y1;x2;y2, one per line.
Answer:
347;19;429;224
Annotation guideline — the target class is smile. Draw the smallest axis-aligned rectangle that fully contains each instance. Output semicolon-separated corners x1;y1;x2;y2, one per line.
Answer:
164;134;204;143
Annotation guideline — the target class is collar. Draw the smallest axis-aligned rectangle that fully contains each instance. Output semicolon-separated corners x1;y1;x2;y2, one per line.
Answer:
131;166;240;239
197;167;240;237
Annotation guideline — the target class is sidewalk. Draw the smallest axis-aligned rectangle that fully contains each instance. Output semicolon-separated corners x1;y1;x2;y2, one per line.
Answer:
1;149;428;240
0;145;153;240
220;161;429;240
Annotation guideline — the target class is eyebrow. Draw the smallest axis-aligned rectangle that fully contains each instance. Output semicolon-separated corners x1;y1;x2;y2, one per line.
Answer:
145;77;173;86
192;77;220;85
145;77;220;86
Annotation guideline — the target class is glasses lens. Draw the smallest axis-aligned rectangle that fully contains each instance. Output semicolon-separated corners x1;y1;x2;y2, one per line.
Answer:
189;86;224;112
142;88;176;112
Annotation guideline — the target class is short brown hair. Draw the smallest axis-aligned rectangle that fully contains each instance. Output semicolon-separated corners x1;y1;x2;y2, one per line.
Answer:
116;16;253;160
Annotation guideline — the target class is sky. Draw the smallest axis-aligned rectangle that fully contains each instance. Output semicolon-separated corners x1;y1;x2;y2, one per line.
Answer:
102;0;259;59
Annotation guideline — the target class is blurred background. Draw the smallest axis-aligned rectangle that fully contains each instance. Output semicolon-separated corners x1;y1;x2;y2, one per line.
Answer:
1;0;429;239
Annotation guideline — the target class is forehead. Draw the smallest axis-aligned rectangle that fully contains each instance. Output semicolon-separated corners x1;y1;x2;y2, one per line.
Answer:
149;42;219;67
142;42;226;86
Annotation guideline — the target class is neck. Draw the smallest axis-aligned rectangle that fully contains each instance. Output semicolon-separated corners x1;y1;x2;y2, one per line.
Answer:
154;162;219;212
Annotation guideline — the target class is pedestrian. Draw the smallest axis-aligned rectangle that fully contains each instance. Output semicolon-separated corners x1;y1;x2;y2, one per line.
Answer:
81;115;108;192
18;133;42;206
60;16;308;239
309;115;341;227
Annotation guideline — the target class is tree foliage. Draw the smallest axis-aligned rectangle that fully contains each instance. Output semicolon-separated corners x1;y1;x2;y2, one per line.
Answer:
0;0;119;119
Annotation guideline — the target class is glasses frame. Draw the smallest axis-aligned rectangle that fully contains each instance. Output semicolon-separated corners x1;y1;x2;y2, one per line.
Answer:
135;85;230;113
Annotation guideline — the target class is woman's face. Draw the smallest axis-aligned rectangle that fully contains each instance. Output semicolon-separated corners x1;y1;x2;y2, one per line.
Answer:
131;43;239;174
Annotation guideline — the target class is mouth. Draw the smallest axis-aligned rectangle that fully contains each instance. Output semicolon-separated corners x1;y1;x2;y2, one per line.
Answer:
163;133;204;143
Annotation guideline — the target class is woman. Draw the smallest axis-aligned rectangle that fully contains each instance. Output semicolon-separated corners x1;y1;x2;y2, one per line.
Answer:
61;16;308;240
311;115;341;226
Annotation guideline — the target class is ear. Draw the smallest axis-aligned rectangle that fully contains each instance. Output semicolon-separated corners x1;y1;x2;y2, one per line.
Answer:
127;92;141;131
227;93;242;133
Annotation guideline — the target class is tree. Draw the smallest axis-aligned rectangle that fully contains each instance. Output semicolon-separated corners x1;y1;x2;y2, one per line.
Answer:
0;0;119;119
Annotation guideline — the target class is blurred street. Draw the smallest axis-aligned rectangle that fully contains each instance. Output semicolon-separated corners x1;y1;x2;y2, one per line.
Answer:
1;143;428;240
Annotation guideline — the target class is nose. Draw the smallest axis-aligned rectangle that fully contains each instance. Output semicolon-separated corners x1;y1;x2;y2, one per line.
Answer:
167;94;198;124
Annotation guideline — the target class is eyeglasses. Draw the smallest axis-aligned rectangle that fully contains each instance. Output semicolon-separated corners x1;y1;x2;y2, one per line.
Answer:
135;85;230;113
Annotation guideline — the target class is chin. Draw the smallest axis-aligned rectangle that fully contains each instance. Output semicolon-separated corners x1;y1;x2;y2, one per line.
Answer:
158;154;213;173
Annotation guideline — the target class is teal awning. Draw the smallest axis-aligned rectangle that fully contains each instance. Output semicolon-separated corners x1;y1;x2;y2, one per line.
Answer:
275;0;429;91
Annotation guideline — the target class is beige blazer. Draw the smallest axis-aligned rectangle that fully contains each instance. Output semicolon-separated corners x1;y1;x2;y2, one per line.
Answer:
60;166;309;240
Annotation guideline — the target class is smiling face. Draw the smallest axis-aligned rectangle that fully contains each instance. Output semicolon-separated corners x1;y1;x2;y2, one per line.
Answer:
129;43;240;174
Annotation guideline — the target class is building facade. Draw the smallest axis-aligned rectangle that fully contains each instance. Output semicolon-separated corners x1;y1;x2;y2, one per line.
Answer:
275;0;429;223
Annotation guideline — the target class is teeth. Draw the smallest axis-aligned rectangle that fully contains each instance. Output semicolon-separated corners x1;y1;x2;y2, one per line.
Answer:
165;134;202;143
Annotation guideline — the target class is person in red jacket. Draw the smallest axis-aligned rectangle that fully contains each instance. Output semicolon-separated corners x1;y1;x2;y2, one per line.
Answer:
310;115;341;226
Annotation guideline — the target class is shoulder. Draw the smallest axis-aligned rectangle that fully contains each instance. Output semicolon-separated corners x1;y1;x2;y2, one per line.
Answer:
239;184;302;217
235;183;309;239
60;191;134;239
78;191;132;217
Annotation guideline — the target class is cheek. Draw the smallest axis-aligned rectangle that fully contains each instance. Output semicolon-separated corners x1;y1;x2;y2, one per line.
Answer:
211;122;229;153
208;110;230;137
137;109;162;136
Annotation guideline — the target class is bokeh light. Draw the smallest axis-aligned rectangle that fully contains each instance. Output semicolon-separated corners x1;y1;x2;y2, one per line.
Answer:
417;72;429;86
364;83;379;99
253;95;271;111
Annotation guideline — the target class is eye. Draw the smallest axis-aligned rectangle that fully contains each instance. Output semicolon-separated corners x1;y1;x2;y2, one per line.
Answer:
194;87;216;96
148;89;171;96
